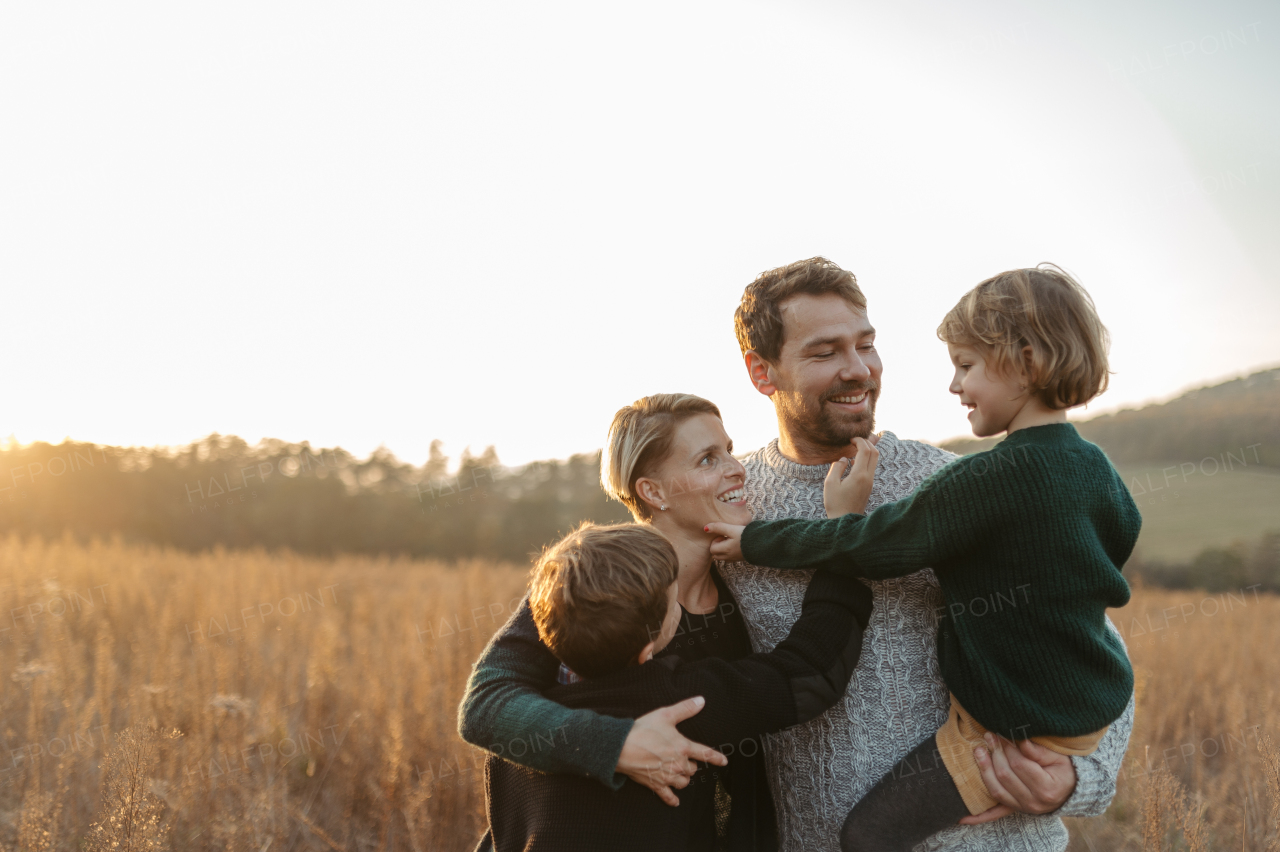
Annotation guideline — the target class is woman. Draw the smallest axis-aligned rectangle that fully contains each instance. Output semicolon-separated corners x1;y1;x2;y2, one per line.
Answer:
459;393;776;849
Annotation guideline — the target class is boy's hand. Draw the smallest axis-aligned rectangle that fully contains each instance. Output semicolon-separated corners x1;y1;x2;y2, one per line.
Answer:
823;437;879;518
705;523;746;562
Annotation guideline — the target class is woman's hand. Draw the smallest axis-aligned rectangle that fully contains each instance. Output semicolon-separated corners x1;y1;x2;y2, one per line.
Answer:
957;734;1077;824
616;696;728;807
705;524;746;562
823;437;879;518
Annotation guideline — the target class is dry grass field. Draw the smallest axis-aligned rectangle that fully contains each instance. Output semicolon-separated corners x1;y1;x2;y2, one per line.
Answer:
1;534;1278;852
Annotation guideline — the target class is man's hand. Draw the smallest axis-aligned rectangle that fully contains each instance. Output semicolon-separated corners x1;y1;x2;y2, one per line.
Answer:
616;696;728;807
823;437;879;518
705;523;746;562
957;734;1077;825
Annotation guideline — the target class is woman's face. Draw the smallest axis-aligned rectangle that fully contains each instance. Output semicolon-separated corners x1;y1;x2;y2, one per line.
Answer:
641;413;751;534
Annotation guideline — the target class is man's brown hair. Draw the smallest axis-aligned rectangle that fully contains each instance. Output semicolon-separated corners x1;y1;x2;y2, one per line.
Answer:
734;257;868;363
528;522;678;678
937;264;1111;410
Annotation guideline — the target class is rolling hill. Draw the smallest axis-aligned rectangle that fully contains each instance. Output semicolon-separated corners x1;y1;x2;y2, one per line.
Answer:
939;365;1280;561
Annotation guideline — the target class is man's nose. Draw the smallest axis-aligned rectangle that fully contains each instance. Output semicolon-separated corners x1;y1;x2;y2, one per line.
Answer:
839;352;871;382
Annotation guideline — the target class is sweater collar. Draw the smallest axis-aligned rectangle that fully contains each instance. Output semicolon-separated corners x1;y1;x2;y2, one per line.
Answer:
758;430;902;483
998;422;1080;447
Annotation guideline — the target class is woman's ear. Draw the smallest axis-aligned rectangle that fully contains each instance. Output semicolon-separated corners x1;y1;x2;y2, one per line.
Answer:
634;476;666;514
745;351;779;397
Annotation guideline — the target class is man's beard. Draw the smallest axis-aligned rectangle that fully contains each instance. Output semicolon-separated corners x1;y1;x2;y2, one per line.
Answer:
775;380;879;451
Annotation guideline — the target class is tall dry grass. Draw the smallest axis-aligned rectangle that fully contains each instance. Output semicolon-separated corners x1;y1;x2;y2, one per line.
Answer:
1068;584;1280;851
1;534;1277;850
1;533;525;852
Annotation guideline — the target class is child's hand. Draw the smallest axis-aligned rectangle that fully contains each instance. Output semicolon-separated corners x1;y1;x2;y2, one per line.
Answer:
823;437;879;518
705;523;746;562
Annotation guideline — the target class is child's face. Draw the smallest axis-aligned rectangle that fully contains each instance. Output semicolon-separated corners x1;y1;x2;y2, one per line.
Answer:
647;583;682;657
947;344;1029;438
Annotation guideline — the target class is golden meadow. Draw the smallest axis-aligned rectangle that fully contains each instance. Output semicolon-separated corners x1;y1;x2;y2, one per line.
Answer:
2;534;1278;851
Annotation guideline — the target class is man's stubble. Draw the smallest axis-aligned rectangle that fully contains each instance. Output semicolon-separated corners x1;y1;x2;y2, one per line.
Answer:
774;380;879;453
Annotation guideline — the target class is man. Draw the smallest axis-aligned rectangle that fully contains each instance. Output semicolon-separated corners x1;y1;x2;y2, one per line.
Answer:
716;256;1133;851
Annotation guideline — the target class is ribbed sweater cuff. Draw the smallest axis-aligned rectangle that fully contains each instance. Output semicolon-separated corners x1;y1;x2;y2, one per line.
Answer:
1056;754;1113;818
586;715;635;791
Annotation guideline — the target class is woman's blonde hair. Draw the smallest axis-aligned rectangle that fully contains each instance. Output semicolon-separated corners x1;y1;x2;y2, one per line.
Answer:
937;264;1111;410
601;393;722;521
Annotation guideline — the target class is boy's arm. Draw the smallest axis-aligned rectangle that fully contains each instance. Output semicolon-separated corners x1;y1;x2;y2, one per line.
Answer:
457;597;634;788
667;571;874;748
736;461;992;580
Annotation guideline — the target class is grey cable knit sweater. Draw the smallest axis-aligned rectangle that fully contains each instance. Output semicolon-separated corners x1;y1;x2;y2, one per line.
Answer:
718;432;1135;852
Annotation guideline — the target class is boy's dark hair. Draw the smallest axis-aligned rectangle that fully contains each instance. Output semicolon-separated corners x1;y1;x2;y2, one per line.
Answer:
528;522;677;678
937;264;1111;410
734;257;868;363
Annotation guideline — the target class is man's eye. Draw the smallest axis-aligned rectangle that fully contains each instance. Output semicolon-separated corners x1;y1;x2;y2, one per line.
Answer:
816;351;835;358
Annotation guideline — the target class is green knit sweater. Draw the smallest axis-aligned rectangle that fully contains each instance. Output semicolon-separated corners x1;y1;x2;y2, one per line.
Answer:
741;423;1139;739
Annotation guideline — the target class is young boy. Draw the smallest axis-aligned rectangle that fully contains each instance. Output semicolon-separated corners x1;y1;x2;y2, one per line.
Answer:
708;265;1140;852
481;521;874;852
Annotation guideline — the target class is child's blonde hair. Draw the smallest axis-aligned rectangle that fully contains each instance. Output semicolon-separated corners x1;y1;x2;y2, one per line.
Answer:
937;264;1110;410
528;522;677;678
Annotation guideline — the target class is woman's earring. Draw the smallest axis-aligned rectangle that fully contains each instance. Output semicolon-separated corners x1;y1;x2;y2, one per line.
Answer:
660;504;667;511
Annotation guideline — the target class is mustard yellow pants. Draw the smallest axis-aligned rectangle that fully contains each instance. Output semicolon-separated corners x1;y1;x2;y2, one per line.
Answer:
934;694;1108;815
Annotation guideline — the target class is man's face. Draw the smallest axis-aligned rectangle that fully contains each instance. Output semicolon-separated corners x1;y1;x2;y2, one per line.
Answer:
767;292;882;450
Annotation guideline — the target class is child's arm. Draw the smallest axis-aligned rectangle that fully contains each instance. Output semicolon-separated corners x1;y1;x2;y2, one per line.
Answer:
458;598;726;799
458;598;633;786
665;571;875;748
710;456;988;580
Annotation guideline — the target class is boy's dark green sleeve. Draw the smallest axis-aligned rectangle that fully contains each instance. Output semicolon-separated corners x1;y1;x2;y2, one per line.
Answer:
457;597;634;789
741;462;989;579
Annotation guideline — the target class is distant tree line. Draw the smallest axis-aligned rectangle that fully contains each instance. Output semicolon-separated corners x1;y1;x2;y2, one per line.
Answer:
0;435;629;564
2;367;1276;587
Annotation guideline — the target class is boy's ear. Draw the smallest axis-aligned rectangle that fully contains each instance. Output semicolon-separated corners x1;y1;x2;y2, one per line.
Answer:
637;640;656;665
745;351;778;397
1019;345;1037;389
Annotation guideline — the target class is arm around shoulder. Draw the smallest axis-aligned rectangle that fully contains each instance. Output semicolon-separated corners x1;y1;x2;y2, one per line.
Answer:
669;571;874;747
457;596;633;788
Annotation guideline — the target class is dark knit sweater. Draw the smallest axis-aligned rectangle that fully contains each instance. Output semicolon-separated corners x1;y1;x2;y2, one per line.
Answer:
741;423;1139;739
482;571;873;852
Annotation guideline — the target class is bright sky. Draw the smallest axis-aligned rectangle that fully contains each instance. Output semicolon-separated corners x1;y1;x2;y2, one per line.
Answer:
3;0;1277;468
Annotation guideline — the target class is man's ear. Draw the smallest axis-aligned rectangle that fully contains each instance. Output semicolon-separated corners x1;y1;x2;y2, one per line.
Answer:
637;640;656;665
634;476;666;514
745;351;779;397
